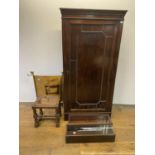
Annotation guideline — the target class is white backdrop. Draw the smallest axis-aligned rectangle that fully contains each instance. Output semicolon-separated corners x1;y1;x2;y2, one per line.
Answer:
19;0;135;104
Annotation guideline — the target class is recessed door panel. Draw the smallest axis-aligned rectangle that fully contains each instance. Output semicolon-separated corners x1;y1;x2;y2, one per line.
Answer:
76;32;105;103
69;23;117;109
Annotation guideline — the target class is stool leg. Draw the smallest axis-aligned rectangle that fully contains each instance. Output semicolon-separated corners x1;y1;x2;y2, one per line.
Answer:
32;107;40;127
39;108;43;116
58;101;62;117
55;108;60;127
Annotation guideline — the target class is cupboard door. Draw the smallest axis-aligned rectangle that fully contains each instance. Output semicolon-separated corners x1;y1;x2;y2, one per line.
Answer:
64;20;120;112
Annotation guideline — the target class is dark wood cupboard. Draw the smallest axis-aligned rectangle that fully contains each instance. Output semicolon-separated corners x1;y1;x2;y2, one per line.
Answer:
60;8;127;121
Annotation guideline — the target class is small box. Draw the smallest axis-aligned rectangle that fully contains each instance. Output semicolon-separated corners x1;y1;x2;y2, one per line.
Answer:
66;112;115;143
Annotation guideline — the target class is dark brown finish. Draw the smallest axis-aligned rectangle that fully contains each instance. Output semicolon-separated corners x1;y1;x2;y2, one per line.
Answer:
68;112;112;124
31;72;62;127
60;8;127;120
66;112;115;143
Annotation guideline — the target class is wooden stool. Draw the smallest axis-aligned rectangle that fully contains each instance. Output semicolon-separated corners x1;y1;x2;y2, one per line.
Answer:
32;96;61;127
31;72;62;128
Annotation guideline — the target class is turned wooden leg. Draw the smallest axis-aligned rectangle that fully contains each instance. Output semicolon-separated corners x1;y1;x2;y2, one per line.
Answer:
32;107;40;127
58;101;62;117
55;107;60;127
39;108;43;116
56;115;60;127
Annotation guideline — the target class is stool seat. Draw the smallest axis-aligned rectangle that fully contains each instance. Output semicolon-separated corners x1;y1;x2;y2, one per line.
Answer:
32;95;60;108
32;104;58;108
32;95;61;127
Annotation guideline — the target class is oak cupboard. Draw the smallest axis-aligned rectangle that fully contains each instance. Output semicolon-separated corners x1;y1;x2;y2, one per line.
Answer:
60;8;127;119
60;8;127;143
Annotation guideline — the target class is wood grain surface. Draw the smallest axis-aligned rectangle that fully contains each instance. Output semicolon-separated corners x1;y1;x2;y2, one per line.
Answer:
20;103;134;155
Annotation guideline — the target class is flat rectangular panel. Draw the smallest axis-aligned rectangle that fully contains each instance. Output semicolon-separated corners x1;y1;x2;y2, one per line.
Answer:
69;23;117;109
76;32;105;103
